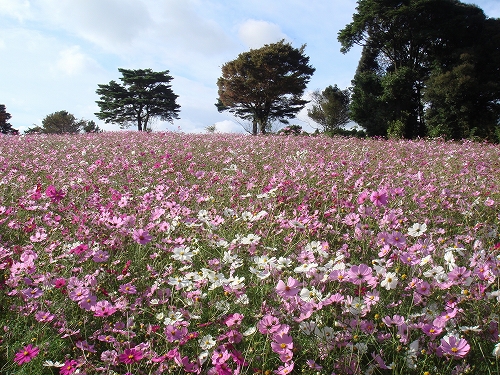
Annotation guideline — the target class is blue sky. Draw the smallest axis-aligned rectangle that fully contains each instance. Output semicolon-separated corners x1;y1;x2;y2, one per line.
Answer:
1;0;499;134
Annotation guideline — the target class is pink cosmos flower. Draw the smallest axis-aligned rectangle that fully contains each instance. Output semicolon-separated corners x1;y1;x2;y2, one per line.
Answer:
271;333;293;355
14;344;39;365
45;185;65;203
60;359;78;375
370;189;388;206
258;314;281;334
276;277;301;298
224;313;244;327
274;362;294;375
119;348;144;364
485;197;495;207
69;286;90;302
438;336;470;358
119;283;137;294
347;264;374;285
35;310;55;322
132;228;152;245
92;300;117;317
422;324;443;339
447;266;471;284
30;228;47;242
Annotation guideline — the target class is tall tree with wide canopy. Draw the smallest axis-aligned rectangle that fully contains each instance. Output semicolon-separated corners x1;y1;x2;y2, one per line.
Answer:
216;40;315;135
339;0;500;140
95;68;180;132
0;105;17;134
31;110;86;134
307;85;351;133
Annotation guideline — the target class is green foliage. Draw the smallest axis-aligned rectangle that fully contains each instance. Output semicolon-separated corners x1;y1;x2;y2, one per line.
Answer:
324;127;367;138
24;111;86;134
95;68;181;132
307;85;350;132
277;124;306;136
216;40;315;135
205;124;217;133
82;120;102;133
339;0;500;141
0;105;18;135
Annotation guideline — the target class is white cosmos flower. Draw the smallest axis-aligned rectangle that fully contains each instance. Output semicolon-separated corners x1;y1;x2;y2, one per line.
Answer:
164;311;183;325
236;294;249;305
168;276;192;289
250;210;268;221
241;233;261;245
249;267;271;280
243;326;256;336
171;246;194;262
198;351;210;365
241;211;253;221
300;287;322;303
197;210;210;222
43;360;64;367
380;272;399;290
275;256;292;270
253;255;276;269
493;342;500;358
444;251;457;270
294;262;318;273
423;266;446;280
199;334;216;350
408;223;427;237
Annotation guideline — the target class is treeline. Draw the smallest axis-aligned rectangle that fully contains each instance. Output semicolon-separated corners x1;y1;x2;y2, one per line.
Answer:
339;0;500;141
2;0;499;142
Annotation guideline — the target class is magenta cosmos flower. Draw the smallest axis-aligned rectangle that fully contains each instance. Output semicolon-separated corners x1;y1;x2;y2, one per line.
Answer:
119;348;144;364
438;336;470;358
14;344;39;364
132;228;152;245
60;359;78;375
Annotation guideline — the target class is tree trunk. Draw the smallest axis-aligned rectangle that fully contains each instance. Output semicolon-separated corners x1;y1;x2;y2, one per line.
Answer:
137;117;143;131
252;120;258;135
259;120;267;135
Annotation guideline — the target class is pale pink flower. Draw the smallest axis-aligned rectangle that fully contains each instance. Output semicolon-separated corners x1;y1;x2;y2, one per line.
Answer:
276;277;301;298
438;336;470;358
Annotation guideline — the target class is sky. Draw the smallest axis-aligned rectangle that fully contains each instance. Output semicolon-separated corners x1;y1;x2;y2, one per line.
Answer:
1;0;499;134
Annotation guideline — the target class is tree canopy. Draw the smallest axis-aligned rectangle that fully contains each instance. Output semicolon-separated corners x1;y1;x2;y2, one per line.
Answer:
23;111;99;135
307;85;350;133
339;0;500;141
0;105;17;135
95;68;180;132
216;40;315;135
25;110;87;134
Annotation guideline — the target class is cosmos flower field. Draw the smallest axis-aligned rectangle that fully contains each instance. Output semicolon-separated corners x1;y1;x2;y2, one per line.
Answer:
0;132;499;375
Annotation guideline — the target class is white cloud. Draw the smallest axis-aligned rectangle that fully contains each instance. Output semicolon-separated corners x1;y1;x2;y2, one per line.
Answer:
213;120;243;134
0;0;32;21
55;46;102;76
37;0;152;52
238;19;288;49
151;0;235;56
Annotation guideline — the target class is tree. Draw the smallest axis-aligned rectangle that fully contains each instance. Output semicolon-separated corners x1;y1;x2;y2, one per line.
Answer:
83;120;102;133
95;68;180;132
24;111;95;134
339;0;499;140
307;85;350;133
40;110;86;134
0;105;18;134
216;40;315;135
